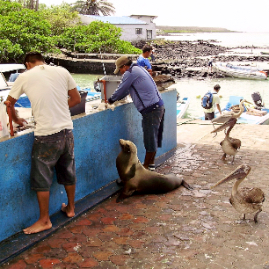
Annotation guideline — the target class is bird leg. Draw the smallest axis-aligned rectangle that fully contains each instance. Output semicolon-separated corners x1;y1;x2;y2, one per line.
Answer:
231;155;235;165
242;213;246;220
221;153;226;161
254;209;262;223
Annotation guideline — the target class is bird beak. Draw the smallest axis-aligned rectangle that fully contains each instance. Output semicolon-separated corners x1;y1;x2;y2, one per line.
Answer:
210;165;251;189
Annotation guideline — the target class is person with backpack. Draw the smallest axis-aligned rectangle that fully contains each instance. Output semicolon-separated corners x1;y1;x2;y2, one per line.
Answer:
202;84;222;120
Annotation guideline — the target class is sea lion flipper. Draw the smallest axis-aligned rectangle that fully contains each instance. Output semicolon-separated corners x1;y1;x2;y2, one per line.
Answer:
182;180;193;190
116;187;136;203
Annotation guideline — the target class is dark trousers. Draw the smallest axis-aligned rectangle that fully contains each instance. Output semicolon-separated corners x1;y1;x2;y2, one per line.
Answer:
204;112;214;120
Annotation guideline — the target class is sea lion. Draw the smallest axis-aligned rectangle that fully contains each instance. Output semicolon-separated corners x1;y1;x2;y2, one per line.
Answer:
116;139;192;202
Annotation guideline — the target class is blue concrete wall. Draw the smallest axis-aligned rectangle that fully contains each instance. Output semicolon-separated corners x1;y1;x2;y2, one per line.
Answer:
0;89;177;242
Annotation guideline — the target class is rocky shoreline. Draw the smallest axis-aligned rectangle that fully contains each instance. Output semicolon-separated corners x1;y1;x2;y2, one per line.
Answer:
45;40;269;80
133;40;269;80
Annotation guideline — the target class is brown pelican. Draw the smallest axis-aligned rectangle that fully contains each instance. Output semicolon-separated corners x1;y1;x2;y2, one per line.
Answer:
211;99;252;127
211;118;241;164
211;164;265;223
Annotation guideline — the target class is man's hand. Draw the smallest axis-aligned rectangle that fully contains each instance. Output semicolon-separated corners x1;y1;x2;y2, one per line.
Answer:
15;117;28;126
5;96;27;126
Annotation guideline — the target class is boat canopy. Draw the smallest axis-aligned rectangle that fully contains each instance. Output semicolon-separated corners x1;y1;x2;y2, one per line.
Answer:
0;73;8;90
0;64;25;73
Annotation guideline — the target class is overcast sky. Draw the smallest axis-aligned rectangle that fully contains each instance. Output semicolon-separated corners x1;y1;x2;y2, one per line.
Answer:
39;0;269;33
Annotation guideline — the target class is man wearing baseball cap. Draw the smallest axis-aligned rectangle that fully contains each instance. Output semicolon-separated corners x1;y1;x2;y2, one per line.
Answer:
108;56;165;171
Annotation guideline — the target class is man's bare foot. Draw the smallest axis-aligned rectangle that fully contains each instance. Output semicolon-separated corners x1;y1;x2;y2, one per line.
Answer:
23;219;52;234
61;203;75;218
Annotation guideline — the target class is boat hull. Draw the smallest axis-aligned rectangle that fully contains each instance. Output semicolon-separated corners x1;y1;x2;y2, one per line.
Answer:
177;97;190;119
214;62;267;80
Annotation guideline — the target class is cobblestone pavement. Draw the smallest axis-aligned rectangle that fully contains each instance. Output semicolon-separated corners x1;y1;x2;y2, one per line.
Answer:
1;123;269;269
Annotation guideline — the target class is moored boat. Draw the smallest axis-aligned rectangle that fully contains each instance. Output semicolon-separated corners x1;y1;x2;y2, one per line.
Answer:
217;95;269;125
177;96;190;119
213;62;267;80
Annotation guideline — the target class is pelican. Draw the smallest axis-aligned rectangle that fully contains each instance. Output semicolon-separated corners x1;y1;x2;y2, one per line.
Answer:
211;99;252;127
211;164;265;223
211;118;241;164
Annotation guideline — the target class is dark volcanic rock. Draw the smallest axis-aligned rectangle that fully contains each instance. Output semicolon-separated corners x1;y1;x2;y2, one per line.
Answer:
46;41;269;79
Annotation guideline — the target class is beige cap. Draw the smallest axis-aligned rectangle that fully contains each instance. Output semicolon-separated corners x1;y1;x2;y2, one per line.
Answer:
114;56;130;74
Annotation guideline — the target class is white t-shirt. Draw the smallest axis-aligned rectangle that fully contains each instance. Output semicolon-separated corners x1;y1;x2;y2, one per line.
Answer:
9;65;77;136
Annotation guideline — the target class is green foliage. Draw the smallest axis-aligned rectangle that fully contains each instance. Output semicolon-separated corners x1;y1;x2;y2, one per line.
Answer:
115;40;141;54
59;21;141;54
39;3;81;36
72;0;115;16
0;0;22;14
0;0;56;61
0;39;23;61
0;1;141;61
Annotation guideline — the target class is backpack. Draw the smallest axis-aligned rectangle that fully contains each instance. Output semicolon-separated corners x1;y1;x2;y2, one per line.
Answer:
201;91;215;109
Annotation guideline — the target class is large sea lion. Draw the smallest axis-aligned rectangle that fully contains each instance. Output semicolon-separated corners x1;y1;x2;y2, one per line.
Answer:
116;139;192;202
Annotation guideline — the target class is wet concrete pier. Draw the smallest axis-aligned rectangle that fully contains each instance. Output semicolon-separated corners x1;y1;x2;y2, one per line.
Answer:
1;121;269;269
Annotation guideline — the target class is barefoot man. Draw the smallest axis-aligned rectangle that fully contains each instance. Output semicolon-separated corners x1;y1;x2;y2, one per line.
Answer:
6;52;81;234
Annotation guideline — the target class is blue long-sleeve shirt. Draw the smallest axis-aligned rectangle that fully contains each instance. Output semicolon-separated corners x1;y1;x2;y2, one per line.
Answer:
108;64;163;113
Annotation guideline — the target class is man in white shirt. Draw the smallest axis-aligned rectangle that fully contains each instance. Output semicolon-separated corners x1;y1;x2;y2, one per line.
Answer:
6;52;81;234
203;84;222;120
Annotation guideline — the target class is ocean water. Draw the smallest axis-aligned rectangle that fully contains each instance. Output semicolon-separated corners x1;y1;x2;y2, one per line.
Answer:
158;32;269;48
173;78;269;119
71;32;269;119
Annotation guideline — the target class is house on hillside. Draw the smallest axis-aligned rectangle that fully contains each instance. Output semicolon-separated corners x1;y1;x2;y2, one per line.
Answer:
79;14;157;42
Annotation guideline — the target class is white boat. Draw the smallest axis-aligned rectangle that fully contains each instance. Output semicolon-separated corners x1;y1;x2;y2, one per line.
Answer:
213;62;267;80
0;64;26;103
0;65;100;108
214;96;269;125
177;96;190;119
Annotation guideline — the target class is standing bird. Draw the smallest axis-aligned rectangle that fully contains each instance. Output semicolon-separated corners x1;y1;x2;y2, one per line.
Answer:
211;117;241;164
211;164;265;223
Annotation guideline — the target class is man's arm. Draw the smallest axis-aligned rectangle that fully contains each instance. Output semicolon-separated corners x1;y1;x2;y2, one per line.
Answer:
216;104;222;115
68;87;81;108
6;95;27;126
108;72;132;104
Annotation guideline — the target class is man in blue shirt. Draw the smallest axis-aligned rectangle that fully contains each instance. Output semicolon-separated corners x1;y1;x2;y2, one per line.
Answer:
108;56;165;170
137;45;153;76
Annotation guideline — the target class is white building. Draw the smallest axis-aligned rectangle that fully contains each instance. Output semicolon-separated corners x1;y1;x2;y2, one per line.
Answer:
79;14;157;42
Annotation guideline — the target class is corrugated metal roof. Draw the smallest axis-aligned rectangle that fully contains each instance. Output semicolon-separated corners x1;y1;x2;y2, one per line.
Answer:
84;15;147;25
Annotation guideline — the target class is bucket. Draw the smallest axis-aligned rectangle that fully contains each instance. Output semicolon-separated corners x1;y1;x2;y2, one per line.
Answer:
70;90;88;116
95;75;121;102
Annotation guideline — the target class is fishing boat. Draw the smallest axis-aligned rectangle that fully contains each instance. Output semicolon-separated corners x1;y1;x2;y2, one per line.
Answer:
177;96;190;119
213;62;267;80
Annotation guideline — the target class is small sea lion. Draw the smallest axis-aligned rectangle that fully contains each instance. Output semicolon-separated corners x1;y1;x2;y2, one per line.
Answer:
116;139;192;202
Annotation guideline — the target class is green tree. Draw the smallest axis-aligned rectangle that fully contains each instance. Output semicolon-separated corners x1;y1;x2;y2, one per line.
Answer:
0;0;56;61
72;0;115;15
40;3;81;36
12;0;39;11
59;21;141;54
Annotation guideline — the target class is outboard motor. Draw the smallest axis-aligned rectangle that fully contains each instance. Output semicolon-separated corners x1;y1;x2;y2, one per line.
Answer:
251;91;264;110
